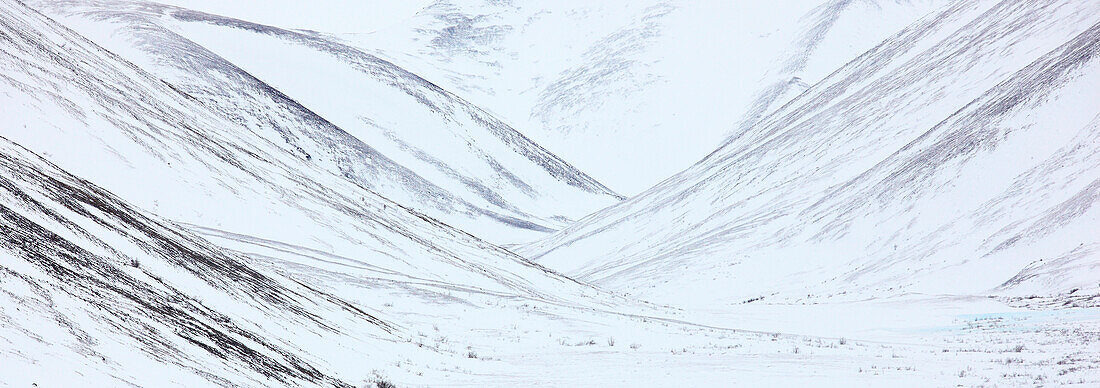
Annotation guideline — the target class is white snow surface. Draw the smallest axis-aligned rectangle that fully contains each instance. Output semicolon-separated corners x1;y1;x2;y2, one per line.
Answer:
1;0;1099;387
29;0;622;245
349;0;953;194
522;0;1100;308
148;0;430;33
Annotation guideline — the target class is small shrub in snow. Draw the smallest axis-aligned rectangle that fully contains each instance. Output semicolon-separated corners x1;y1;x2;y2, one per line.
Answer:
368;370;396;388
372;380;396;388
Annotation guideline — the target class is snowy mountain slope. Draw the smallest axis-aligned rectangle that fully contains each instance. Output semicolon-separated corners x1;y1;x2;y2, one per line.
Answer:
146;0;429;33
0;2;637;384
0;0;594;303
3;0;1100;386
521;0;1100;307
350;0;951;193
28;0;621;245
4;134;1095;386
11;135;1093;387
0;136;391;387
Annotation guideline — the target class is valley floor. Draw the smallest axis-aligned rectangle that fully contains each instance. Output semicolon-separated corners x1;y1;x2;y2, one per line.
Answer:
409;298;1100;386
191;233;1100;387
2;0;1098;386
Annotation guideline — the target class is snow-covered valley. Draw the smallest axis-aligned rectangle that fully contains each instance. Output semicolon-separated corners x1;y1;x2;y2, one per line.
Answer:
1;0;1098;386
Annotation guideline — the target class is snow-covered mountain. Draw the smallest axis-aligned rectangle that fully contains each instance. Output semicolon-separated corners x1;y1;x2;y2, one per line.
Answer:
3;0;611;302
146;0;429;33
0;2;626;384
521;0;1100;308
351;0;953;194
0;134;394;386
28;0;621;245
3;0;1099;386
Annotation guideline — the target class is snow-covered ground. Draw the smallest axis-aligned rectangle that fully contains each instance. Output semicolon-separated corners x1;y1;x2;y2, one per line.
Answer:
147;0;429;33
348;0;953;194
1;0;1098;386
30;0;622;245
521;0;1100;308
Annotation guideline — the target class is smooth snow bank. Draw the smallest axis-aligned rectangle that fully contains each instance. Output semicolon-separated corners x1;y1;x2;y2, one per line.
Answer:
150;0;429;33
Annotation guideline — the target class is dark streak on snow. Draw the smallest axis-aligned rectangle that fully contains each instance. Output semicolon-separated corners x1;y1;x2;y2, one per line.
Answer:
0;137;357;387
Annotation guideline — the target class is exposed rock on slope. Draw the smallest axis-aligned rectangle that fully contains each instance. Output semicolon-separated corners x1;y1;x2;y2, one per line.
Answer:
30;0;621;244
353;0;952;193
522;0;1100;307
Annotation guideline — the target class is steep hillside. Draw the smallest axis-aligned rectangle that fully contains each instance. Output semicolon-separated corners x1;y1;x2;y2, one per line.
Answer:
29;0;620;244
522;0;1100;308
4;0;1100;386
0;1;618;384
146;0;428;32
0;135;390;386
352;0;951;193
0;0;593;303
